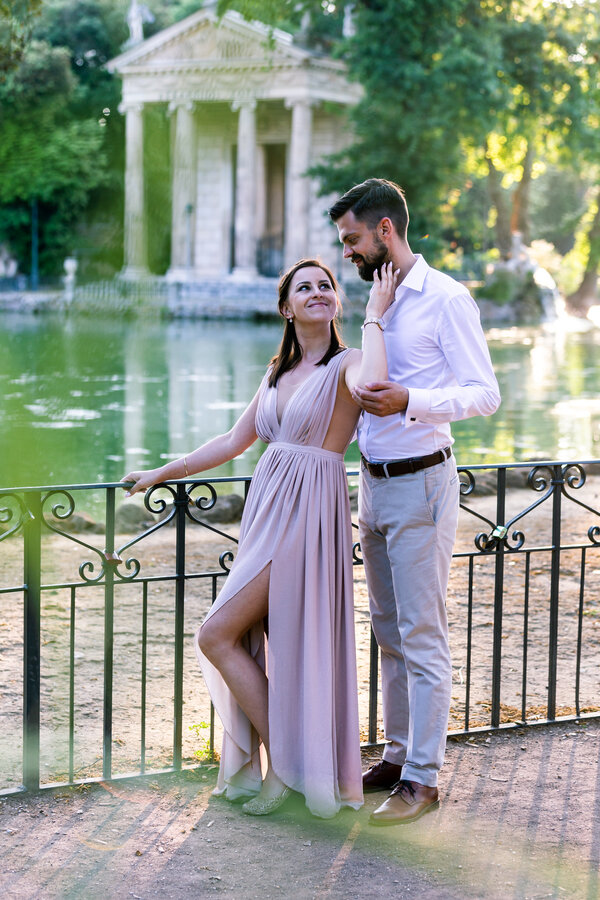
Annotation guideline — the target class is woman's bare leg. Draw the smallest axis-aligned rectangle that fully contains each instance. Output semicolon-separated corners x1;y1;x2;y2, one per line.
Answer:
198;565;285;798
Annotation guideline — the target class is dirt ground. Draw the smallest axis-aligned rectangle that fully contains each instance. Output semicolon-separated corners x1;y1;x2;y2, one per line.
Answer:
1;473;600;790
1;721;599;899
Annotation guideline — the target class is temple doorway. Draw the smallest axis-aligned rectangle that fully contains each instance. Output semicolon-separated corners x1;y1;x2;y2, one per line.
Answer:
258;143;286;277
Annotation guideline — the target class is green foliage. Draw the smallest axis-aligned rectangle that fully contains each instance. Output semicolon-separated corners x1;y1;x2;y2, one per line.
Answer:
189;721;214;762
2;0;599;290
0;116;105;206
217;0;303;31
478;269;519;306
217;0;343;48
313;0;507;250
0;0;43;76
529;167;590;256
477;267;542;320
36;0;127;115
0;38;110;276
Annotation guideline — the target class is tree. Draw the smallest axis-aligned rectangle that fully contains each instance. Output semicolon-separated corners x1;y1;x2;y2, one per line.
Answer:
309;0;506;251
32;1;133;277
480;1;590;256
559;1;600;310
0;40;109;277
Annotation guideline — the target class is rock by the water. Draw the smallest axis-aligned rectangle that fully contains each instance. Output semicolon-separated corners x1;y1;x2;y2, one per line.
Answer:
58;511;104;534
115;501;155;532
190;492;244;523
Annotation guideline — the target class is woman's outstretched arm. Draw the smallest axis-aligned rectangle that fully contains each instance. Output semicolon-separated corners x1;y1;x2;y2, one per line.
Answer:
121;388;261;497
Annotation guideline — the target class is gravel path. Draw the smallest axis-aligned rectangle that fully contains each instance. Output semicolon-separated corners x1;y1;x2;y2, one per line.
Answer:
1;722;599;899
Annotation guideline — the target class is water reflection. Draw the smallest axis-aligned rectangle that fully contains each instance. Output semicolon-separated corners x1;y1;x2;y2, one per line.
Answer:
1;313;600;489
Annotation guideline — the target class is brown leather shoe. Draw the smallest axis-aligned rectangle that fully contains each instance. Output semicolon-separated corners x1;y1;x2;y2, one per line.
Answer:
362;759;403;793
369;779;439;826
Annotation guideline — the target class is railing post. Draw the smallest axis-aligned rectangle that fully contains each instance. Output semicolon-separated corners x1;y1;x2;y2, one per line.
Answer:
465;556;474;731
368;629;379;744
491;467;507;728
547;465;562;720
23;491;41;791
173;482;187;769
103;487;116;779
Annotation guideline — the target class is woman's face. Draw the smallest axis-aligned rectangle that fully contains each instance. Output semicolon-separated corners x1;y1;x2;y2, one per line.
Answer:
283;266;338;325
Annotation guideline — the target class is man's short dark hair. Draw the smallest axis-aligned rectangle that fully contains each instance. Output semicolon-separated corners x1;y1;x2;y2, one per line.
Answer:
328;178;409;239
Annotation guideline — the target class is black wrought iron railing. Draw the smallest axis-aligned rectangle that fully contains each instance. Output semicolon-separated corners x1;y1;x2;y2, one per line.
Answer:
1;460;599;796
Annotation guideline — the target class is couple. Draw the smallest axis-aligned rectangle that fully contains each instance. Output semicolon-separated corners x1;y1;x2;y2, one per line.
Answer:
122;179;501;824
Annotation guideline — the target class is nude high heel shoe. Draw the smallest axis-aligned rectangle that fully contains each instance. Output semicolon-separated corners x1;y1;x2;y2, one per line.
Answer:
241;786;291;816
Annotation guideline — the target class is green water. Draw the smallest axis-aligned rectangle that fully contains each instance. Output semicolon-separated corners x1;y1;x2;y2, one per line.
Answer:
2;311;600;490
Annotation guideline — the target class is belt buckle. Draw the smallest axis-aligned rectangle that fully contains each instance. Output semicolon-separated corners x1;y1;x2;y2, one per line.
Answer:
382;461;392;479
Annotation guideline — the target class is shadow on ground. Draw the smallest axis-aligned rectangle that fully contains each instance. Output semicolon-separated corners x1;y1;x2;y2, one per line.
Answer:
1;721;599;899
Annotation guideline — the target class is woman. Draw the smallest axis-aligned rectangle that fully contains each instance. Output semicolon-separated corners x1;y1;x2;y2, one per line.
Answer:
122;258;397;818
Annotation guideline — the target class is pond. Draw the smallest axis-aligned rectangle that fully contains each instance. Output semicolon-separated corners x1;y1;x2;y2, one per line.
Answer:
2;311;600;490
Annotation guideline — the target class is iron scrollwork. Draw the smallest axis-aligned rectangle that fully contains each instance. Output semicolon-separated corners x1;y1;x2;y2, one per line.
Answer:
552;464;600;546
459;467;529;553
458;468;499;553
185;481;239;545
219;550;235;572
40;488;147;584
459;462;600;554
186;481;218;518
0;492;35;541
41;490;109;582
114;482;179;581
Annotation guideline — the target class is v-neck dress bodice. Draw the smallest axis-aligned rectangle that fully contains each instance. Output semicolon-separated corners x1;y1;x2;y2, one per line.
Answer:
259;359;342;445
195;349;362;818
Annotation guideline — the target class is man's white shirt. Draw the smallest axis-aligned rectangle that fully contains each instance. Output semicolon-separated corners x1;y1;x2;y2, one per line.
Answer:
358;254;501;462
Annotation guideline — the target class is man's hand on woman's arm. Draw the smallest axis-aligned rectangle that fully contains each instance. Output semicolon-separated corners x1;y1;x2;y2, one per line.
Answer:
351;381;409;417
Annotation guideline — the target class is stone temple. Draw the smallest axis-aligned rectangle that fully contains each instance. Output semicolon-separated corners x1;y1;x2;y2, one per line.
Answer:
107;5;361;314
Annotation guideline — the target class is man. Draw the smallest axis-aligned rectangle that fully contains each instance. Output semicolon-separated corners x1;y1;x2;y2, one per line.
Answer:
329;179;500;826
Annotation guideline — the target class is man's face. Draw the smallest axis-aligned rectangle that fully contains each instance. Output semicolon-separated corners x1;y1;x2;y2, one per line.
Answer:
335;210;389;282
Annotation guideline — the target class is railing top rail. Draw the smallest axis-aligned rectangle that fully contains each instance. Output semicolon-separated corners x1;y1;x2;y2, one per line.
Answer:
456;458;600;470
0;476;251;494
2;458;600;495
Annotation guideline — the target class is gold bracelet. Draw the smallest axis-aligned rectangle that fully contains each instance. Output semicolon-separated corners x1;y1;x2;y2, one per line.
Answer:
183;456;189;477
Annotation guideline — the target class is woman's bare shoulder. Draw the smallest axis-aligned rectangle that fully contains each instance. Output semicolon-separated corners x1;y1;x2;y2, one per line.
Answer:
340;347;361;368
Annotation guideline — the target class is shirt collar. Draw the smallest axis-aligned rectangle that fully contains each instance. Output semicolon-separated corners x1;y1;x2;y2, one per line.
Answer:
395;254;428;298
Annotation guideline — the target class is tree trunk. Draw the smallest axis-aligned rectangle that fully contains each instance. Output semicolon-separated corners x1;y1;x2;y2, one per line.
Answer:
485;141;512;258
567;194;600;315
510;143;533;245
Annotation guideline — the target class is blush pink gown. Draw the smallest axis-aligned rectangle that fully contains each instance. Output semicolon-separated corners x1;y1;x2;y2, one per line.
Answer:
195;349;363;818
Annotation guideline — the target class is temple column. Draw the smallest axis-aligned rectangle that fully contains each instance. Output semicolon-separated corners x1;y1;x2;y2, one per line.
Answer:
120;102;148;279
167;101;197;282
231;100;258;279
285;98;313;267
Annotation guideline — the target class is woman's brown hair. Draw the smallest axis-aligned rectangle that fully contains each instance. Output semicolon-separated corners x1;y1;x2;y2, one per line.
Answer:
268;258;345;388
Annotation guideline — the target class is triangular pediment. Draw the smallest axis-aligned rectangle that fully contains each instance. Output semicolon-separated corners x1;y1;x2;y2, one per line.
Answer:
107;8;307;73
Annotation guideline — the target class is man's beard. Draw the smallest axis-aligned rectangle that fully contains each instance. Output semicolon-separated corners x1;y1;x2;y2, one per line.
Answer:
352;236;389;282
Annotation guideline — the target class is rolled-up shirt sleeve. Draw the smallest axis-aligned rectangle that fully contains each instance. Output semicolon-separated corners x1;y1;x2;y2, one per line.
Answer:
405;293;501;426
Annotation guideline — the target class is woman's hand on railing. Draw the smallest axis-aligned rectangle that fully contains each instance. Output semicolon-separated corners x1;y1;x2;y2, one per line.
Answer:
120;468;162;497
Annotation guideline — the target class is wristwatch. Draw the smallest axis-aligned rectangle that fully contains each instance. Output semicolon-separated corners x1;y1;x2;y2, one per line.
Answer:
362;316;386;332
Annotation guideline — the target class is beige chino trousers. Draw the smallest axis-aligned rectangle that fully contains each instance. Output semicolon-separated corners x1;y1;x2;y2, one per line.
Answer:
358;453;459;787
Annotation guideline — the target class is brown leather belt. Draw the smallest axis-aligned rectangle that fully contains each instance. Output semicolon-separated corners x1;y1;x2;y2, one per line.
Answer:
361;446;452;478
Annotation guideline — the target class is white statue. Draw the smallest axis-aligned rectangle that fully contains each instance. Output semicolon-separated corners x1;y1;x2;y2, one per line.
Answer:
63;257;78;304
343;4;356;38
127;0;155;46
